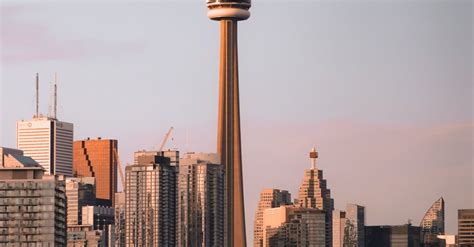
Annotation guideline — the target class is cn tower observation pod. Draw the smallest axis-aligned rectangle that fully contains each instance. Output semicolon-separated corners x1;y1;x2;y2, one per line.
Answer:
207;0;251;20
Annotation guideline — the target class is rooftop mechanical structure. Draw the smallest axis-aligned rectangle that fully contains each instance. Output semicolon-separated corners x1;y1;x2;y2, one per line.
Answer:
206;1;251;246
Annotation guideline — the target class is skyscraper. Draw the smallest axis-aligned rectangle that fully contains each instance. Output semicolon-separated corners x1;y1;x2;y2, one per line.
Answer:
0;158;67;245
262;206;326;247
17;116;73;176
73;138;118;207
420;197;445;246
332;210;346;247
296;147;334;247
125;153;177;246
206;0;251;245
114;192;126;247
345;204;365;247
253;188;292;247
177;153;224;246
458;209;474;246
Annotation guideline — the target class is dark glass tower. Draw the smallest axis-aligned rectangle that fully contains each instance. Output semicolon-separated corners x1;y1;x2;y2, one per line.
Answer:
206;1;251;246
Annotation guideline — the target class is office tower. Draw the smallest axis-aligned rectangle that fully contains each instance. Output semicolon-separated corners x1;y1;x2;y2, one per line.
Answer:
134;149;179;166
17;116;73;176
177;153;224;246
125;153;177;246
114;192;126;247
82;205;115;246
66;177;96;226
345;204;365;247
0;160;67;245
458;209;474;246
206;0;251;245
297;147;334;246
420;197;445;246
262;206;326;247
73;138;118;207
365;224;421;247
253;188;292;247
332;210;346;247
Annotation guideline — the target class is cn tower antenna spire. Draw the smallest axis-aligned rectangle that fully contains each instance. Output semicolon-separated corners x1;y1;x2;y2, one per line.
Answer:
310;147;318;170
207;0;251;246
35;73;39;117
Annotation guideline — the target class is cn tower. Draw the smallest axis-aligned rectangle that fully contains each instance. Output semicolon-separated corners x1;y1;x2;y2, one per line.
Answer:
207;0;251;246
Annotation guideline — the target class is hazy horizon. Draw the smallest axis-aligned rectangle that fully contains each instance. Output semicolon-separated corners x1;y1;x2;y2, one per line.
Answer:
1;0;472;243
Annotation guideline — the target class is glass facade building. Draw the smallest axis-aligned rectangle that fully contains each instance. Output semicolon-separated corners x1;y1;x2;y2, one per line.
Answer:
420;197;445;246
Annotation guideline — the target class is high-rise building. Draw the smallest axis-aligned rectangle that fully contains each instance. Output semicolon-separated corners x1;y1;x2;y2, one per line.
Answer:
0;157;67;245
73;138;118;207
17;116;73;176
114;192;126;247
345;204;365;247
177;153;224;246
332;210;346;247
296;147;334;247
66;177;96;226
458;209;474;246
262;206;326;247
206;0;251;245
125;153;177;246
253;188;292;247
134;149;179;166
420;197;445;246
82;205;115;246
365;224;421;247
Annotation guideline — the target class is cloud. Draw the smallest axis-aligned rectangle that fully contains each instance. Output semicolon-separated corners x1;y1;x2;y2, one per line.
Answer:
1;5;142;64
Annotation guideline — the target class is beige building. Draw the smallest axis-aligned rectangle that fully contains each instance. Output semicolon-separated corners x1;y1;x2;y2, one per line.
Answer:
296;147;334;246
253;188;291;247
0;150;67;245
17;116;73;176
177;153;224;247
115;192;126;247
262;206;326;247
332;210;346;247
67;225;102;246
458;209;474;246
125;152;177;246
66;177;96;226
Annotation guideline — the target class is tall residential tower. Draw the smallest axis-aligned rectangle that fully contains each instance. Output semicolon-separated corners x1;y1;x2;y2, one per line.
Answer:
206;1;251;245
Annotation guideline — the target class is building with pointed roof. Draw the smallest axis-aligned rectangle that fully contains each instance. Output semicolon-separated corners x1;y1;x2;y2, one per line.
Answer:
420;197;445;246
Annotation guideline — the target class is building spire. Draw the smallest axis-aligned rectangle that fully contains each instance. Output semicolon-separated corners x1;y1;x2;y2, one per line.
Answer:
309;147;318;170
35;73;39;117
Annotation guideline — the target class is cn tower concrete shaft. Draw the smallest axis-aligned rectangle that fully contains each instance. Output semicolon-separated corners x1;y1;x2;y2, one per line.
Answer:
217;20;247;247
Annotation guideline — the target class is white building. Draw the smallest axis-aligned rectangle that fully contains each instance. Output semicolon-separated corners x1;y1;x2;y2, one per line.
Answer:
17;116;73;176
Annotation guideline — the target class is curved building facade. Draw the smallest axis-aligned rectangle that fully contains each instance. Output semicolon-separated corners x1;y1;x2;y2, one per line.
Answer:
420;197;445;246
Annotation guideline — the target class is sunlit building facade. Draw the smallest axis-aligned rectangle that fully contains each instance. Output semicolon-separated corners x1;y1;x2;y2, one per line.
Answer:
17;116;73;176
253;188;292;247
125;153;177;246
420;197;445;246
177;153;224;247
296;148;334;247
458;209;474;246
73;138;118;207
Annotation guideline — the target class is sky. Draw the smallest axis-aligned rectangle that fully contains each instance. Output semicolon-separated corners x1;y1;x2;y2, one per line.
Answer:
1;0;472;243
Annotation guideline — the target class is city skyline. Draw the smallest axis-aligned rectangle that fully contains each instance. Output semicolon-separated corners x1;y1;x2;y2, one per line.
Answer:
1;0;472;244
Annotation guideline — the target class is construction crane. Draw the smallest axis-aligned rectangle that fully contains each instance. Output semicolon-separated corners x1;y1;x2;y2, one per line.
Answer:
158;127;174;152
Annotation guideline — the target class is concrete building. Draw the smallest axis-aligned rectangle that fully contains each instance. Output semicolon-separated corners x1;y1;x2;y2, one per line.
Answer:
262;206;326;247
365;224;421;247
66;177;96;226
206;0;251;245
254;188;292;247
458;209;474;246
125;153;177;246
0;156;67;245
82;205;115;246
134;149;179;166
437;235;457;247
420;197;445;246
177;153;224;247
114;192;126;247
17;116;73;176
0;147;24;167
296;147;334;247
73;138;118;207
67;225;102;246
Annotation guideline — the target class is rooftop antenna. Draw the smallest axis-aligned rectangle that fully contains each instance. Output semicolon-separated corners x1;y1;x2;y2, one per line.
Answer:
35;73;39;117
309;147;318;170
53;73;57;119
